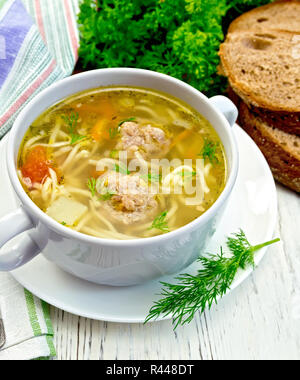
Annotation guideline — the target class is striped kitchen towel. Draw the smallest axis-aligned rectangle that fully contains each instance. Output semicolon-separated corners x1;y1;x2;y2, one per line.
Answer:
0;0;79;139
0;274;56;360
0;0;80;360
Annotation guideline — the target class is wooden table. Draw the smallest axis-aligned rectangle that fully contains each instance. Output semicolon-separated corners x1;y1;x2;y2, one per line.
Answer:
50;185;300;360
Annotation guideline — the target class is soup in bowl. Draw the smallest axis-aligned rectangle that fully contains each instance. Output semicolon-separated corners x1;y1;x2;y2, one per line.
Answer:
18;86;227;240
0;69;238;286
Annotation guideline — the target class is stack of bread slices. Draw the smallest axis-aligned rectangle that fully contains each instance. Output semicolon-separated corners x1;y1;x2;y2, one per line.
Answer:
219;0;300;192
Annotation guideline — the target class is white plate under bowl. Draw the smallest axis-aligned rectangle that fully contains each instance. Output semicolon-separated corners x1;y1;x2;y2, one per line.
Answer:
0;125;277;323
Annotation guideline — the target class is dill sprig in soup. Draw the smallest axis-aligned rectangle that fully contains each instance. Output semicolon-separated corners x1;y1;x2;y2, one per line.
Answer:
17;87;227;240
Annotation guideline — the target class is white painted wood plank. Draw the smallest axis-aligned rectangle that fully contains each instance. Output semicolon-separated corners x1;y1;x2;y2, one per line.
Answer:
51;185;300;360
77;317;92;360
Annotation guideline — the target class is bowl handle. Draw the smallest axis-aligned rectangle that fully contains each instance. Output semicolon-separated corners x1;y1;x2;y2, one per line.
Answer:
0;207;40;271
209;95;238;127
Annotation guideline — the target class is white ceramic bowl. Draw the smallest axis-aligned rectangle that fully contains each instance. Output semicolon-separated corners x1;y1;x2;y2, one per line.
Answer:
0;68;238;286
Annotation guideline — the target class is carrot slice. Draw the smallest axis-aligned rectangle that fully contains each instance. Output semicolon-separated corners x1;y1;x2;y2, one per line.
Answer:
21;146;54;184
79;100;115;119
80;100;116;142
170;129;193;149
91;119;110;141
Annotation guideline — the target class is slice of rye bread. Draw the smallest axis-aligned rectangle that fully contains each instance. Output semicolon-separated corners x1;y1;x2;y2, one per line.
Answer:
238;100;300;193
247;106;300;136
219;29;300;113
228;0;300;34
226;86;300;135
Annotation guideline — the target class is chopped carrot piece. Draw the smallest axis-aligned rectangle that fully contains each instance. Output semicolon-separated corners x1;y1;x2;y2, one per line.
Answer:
79;100;115;119
186;139;203;159
21;146;54;184
79;100;116;142
170;129;193;149
91;119;110;141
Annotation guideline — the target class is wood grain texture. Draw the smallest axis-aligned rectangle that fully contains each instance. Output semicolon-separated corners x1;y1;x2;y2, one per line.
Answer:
50;185;300;360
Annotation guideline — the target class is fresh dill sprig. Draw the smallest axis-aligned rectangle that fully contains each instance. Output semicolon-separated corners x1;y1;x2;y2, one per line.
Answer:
199;139;219;164
62;112;86;145
149;211;170;233
88;177;115;201
145;230;280;328
87;178;97;197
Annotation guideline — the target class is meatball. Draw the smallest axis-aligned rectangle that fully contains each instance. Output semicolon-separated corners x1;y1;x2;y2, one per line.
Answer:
99;171;158;225
117;122;170;159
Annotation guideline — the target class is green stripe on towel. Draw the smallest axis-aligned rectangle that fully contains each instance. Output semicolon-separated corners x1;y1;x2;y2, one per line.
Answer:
41;300;56;357
41;300;54;336
24;288;42;336
46;335;56;357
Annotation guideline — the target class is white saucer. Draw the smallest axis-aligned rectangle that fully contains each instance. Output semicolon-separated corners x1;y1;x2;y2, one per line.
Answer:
0;125;277;323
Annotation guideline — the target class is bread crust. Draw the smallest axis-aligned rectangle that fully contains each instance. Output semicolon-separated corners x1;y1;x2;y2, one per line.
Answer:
227;85;300;135
223;2;300;192
219;29;300;113
249;106;300;136
228;0;300;34
238;100;300;193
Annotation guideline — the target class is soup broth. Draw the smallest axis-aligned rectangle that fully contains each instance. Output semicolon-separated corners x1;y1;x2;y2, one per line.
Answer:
18;87;227;240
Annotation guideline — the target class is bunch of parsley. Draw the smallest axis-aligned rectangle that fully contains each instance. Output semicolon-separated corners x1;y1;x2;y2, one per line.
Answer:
78;0;272;97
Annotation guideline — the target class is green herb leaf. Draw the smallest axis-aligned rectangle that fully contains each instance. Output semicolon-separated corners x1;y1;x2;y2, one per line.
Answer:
61;222;67;226
87;178;97;197
145;230;280;328
118;117;136;128
109;118;137;139
199;139;219;164
70;134;86;145
100;191;115;201
78;0;272;97
62;112;86;145
149;211;170;233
